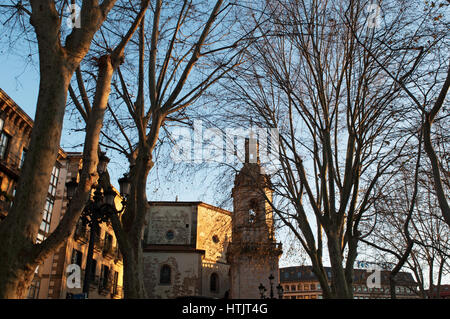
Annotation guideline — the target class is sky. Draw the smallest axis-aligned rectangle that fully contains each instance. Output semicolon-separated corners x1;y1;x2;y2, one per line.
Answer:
1;2;446;283
0;45;304;268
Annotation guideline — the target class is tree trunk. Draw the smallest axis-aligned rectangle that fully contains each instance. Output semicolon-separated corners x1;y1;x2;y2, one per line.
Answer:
0;60;72;298
0;54;114;298
116;147;153;298
327;233;352;299
122;239;148;299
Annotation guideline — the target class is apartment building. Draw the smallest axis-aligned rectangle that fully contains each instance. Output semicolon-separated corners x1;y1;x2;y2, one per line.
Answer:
280;266;418;299
0;89;123;299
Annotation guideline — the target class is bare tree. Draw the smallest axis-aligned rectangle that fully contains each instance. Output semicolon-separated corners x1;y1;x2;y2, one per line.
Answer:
0;0;151;298
216;0;425;298
348;0;450;227
361;156;450;298
93;0;249;298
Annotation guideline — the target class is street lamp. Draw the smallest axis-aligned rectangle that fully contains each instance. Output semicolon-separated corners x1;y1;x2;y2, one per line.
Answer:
258;283;267;299
269;274;274;299
65;159;129;298
65;178;78;199
276;283;284;299
118;173;131;198
258;274;283;299
97;152;110;174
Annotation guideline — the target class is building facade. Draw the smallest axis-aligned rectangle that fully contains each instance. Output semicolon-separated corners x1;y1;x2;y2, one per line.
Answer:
0;88;33;220
280;266;419;299
32;153;124;299
0;89;123;299
142;137;282;299
143;201;232;298
227;138;282;299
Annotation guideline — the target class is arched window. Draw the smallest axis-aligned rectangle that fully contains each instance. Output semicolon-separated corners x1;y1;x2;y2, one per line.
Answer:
248;209;256;224
160;265;171;284
248;199;258;224
210;273;219;292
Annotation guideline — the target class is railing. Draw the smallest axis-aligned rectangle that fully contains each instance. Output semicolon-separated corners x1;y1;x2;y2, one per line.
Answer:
79;270;122;298
98;277;113;295
114;246;123;263
111;285;123;298
74;224;89;243
93;234;102;251
0;152;23;177
102;241;115;258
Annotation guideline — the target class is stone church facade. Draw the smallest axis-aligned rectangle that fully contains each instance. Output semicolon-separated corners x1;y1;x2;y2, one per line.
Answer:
142;138;282;299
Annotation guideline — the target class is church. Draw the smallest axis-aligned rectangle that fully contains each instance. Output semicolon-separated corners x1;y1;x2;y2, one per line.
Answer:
142;138;283;298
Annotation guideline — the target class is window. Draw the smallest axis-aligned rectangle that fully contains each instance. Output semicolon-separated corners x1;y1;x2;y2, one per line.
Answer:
0;131;10;160
37;166;60;241
248;209;256;224
291;285;296;291
304;284;309;291
210;273;219;293
39;197;54;236
104;233;113;252
160;265;171;284
212;235;219;243
27;280;40;299
297;284;302;291
100;265;110;289
71;249;83;267
248;199;258;224
166;230;174;241
89;259;97;281
19;148;26;169
48;166;60;197
112;271;119;295
311;283;316;290
285;285;289;291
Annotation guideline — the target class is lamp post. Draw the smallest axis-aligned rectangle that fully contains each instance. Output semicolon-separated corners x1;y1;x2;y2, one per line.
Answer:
65;154;131;298
258;274;284;299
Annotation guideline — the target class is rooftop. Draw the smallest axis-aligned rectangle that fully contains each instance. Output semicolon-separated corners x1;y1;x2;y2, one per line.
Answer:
280;265;417;286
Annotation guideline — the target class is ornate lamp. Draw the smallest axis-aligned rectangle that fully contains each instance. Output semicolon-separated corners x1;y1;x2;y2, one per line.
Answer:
65;177;78;200
97;152;110;174
276;283;284;299
118;174;131;197
258;283;266;299
104;186;117;207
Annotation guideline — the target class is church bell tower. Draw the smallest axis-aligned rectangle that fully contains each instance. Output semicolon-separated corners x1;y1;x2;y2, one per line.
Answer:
227;136;282;299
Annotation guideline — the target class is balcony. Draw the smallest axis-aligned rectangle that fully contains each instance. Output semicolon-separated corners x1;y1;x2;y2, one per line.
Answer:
93;234;102;252
111;285;123;299
74;224;89;243
102;241;115;259
0;152;23;180
98;277;113;296
114;246;123;264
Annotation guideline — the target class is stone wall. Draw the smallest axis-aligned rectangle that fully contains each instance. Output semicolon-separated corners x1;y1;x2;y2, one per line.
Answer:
143;252;202;298
196;205;232;298
146;205;195;246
